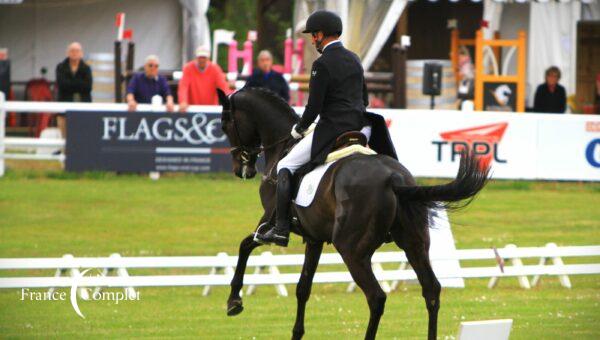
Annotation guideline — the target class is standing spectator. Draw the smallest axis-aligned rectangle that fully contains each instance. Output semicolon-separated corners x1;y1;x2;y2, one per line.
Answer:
126;55;174;112
533;66;566;114
55;42;93;138
245;50;290;102
56;42;92;102
178;46;230;111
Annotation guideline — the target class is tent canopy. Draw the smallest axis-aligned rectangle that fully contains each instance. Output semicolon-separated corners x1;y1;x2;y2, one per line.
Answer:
0;0;211;81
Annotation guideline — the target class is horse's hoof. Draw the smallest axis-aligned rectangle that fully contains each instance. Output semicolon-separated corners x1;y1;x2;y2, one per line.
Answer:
227;299;244;316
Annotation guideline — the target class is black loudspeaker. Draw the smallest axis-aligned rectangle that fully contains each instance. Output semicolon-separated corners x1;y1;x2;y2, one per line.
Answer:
422;62;442;96
0;60;9;97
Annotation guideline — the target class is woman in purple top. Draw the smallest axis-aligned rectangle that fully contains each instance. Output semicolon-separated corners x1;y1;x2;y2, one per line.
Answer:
126;55;175;112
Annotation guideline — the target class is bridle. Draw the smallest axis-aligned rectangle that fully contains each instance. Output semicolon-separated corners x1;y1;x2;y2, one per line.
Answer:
223;99;291;168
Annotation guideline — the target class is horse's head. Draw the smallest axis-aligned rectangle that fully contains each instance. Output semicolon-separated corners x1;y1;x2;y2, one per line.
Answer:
218;89;260;179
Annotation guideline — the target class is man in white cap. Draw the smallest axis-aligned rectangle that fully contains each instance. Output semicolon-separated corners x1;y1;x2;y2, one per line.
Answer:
178;46;230;111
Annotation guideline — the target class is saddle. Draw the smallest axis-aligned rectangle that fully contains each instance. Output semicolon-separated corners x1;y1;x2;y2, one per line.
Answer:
333;131;368;151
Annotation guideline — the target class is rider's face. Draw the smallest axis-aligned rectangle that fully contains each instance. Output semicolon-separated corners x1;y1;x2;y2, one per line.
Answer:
311;32;323;47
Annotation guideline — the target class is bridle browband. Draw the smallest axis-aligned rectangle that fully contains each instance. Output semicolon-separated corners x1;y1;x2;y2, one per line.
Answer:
224;94;291;166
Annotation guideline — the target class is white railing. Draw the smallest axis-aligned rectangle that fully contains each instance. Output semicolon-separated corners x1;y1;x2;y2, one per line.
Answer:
1;243;599;298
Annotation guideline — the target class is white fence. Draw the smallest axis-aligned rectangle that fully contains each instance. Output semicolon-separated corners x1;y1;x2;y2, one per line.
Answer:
1;243;599;298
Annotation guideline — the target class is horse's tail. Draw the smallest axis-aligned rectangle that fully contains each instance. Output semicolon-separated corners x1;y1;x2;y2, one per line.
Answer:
390;151;490;211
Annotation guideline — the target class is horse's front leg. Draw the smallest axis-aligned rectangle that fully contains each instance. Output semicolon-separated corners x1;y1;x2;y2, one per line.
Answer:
292;241;323;340
227;233;262;316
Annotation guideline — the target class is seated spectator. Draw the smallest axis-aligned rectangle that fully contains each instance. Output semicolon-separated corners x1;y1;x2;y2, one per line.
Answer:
126;55;174;112
178;46;230;112
245;50;290;102
55;42;92;138
533;66;566;114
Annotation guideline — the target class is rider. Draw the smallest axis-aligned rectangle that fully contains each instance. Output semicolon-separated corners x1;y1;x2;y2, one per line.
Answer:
256;10;376;247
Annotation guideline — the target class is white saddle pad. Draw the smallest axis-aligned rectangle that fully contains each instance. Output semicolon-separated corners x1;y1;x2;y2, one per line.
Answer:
293;144;376;207
293;161;336;207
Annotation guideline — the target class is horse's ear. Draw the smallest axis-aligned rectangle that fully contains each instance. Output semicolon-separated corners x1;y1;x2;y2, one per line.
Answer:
217;89;230;110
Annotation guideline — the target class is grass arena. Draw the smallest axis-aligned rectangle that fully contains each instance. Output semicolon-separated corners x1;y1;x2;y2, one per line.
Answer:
1;3;600;338
0;162;598;339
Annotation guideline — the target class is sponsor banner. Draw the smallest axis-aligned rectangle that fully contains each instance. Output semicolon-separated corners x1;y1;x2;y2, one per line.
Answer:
375;109;600;181
66;111;231;173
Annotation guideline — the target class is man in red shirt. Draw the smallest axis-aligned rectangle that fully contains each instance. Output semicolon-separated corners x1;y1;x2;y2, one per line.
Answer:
178;46;231;111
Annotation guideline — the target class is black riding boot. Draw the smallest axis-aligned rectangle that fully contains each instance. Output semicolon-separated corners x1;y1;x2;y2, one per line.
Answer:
256;168;292;247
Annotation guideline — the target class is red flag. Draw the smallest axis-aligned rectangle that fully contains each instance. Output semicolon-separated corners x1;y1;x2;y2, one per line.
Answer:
123;29;133;40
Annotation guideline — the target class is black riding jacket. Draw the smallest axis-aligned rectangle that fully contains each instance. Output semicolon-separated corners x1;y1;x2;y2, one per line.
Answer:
297;41;369;165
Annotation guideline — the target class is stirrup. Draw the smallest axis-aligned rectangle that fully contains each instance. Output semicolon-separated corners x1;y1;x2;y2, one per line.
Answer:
255;225;289;247
253;222;270;244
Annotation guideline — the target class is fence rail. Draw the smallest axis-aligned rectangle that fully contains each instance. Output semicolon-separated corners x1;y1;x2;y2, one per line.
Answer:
1;243;598;297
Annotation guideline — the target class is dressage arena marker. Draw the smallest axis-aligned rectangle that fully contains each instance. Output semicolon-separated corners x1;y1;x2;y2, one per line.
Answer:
457;319;513;340
1;244;599;295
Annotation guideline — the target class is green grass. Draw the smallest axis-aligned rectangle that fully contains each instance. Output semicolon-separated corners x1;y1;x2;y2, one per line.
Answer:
0;166;599;339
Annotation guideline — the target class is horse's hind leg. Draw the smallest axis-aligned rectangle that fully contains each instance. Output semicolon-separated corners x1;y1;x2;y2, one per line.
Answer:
227;233;261;316
405;244;441;340
392;206;441;340
338;249;387;340
292;241;323;340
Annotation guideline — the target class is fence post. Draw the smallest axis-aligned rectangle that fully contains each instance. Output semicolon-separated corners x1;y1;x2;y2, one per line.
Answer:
548;242;572;288
149;95;162;180
246;251;288;297
48;254;90;300
0;91;5;177
203;252;235;296
488;244;531;289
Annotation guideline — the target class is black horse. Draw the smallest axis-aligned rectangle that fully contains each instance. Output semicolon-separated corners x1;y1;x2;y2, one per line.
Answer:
217;87;489;340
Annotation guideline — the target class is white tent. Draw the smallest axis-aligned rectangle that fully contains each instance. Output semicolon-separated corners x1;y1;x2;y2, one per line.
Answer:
0;0;211;82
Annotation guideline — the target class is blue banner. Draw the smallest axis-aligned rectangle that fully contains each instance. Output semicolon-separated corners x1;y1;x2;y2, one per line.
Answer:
66;111;232;173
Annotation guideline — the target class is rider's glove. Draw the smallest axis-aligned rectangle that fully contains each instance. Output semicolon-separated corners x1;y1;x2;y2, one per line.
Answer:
291;124;304;139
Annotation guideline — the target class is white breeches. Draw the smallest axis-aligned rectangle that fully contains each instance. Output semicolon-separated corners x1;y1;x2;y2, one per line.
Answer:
277;125;372;174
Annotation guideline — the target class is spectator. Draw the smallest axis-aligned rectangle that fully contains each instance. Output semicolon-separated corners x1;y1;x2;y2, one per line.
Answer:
245;50;290;102
533;66;566;114
56;42;92;102
55;42;93;138
178;46;230;112
126;55;174;112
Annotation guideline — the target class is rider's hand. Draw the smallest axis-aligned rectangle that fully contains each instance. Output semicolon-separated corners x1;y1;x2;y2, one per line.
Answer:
291;124;304;139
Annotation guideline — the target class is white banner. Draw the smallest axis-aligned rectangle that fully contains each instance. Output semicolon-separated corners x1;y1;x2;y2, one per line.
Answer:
373;109;600;182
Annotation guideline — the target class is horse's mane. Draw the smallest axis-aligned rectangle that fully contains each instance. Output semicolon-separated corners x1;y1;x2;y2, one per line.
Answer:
235;87;299;121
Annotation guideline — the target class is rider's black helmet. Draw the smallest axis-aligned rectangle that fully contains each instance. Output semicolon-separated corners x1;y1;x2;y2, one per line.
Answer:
302;10;343;36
